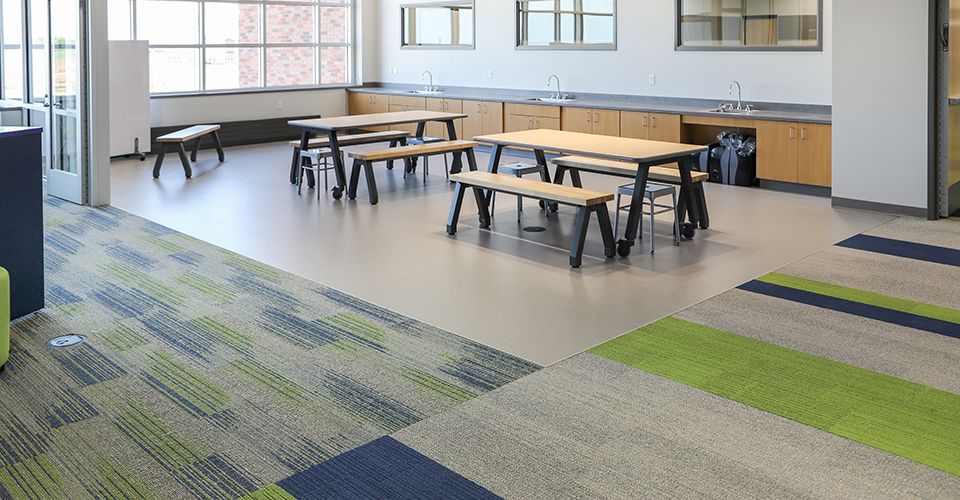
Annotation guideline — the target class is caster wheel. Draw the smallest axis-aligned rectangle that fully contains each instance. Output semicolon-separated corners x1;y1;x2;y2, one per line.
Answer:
548;202;559;213
539;200;546;209
616;239;633;257
680;223;696;240
332;187;344;200
386;165;394;170
139;155;146;162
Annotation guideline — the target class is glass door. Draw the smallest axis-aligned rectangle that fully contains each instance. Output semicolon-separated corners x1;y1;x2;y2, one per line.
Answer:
45;0;82;203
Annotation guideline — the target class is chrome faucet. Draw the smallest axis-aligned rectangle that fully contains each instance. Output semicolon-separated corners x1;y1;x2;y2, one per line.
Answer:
729;81;743;110
547;74;562;99
422;71;436;92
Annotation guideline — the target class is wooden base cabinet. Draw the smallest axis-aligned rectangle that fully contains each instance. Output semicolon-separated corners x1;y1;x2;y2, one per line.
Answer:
504;103;561;132
758;121;831;187
462;100;503;139
561;107;620;136
426;98;464;139
348;93;389;131
621;112;681;142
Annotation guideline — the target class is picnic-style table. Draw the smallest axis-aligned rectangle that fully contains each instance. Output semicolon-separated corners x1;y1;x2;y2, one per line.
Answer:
288;111;468;199
473;129;707;257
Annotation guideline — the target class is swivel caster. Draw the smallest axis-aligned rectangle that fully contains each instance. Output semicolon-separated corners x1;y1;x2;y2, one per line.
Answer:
680;223;696;240
616;239;633;257
332;186;344;200
539;200;546;210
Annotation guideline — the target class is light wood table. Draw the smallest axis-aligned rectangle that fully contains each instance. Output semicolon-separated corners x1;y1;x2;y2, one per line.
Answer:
473;129;707;257
289;111;468;199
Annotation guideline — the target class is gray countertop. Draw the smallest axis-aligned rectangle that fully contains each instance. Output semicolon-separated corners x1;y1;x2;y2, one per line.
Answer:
348;84;832;125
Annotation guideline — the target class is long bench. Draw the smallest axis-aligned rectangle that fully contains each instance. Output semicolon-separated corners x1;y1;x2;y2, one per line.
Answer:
447;171;616;268
288;130;411;184
153;125;224;179
552;156;711;230
347;140;480;205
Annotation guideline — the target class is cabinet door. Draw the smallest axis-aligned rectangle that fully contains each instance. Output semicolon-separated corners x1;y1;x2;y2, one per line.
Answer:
425;98;445;138
797;124;832;187
348;93;369;115
620;111;649;140
757;121;799;183
443;99;464;140
462;100;484;140
388;104;417;135
647;113;681;142
531;117;561;130
593;109;621;137
505;114;535;133
481;102;504;135
561;107;594;134
373;94;388;113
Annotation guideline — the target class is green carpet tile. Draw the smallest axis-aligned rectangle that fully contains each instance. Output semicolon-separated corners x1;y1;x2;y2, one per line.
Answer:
0;199;538;499
590;316;960;477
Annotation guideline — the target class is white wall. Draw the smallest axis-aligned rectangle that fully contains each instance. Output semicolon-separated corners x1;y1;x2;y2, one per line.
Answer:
832;0;930;211
373;0;833;105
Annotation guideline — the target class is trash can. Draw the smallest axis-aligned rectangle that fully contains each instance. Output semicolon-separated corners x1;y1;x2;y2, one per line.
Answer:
0;266;9;371
699;132;757;186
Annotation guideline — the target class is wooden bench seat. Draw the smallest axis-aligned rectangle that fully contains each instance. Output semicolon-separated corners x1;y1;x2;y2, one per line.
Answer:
346;141;479;205
552;155;711;230
153;124;223;179
447;171;616;268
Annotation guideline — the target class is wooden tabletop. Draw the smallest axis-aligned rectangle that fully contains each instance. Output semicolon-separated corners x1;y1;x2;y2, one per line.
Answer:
289;111;469;132
473;129;707;163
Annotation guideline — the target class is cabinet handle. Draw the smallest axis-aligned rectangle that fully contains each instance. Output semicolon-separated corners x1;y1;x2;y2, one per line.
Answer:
529;119;534;129
651;116;657;128
535;120;541;128
477;103;482;113
800;127;807;140
642;115;649;127
594;112;599;124
483;104;488;113
789;127;796;139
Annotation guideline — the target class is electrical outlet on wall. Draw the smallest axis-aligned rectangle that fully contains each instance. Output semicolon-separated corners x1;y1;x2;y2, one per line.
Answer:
648;74;656;86
488;69;494;79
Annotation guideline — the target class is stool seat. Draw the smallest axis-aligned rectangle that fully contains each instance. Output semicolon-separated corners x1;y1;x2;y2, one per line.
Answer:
614;182;680;254
296;148;341;199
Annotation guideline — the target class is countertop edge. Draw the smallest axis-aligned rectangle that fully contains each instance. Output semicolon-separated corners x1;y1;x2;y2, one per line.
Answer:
348;87;832;125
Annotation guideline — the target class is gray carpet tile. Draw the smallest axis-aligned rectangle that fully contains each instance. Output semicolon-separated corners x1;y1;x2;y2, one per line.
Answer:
674;289;960;395
393;354;960;500
862;217;960;250
773;246;960;310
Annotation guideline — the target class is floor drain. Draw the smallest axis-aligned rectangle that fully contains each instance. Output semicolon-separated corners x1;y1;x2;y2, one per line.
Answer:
522;226;547;233
48;335;86;348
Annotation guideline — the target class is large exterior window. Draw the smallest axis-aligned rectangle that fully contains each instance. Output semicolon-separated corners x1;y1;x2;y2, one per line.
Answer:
677;0;822;51
109;0;354;94
516;0;616;50
1;0;24;100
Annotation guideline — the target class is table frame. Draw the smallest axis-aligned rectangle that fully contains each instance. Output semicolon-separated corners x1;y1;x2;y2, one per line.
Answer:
289;113;466;199
478;136;705;257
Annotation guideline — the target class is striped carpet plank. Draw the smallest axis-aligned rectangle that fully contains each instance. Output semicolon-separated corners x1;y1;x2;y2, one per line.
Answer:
674;289;960;395
859;217;960;251
590;317;960;477
393;354;960;499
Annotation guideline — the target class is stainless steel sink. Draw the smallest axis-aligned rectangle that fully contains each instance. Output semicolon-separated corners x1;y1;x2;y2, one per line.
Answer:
707;106;757;115
527;97;577;104
405;89;444;95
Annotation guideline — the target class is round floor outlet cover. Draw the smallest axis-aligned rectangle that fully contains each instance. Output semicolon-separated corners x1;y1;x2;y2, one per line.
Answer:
523;226;547;233
48;335;86;348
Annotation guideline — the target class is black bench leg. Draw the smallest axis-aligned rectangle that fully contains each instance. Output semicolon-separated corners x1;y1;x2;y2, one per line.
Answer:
619;163;652;256
291;146;301;182
190;137;201;162
348;159;362;200
291;130;310;184
570;206;591;268
473;187;491;229
176;144;192;178
386;140;397;171
465;149;479;172
446;120;464;175
595;204;616;259
447;182;468;234
212;131;225;162
152;144;167;178
695;183;710;229
549;166;567;213
363;160;379;205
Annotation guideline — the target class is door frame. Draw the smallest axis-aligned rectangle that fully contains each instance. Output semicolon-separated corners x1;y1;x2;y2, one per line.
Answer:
932;0;944;220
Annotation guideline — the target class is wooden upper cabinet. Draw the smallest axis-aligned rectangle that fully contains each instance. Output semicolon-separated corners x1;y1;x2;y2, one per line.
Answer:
797;123;832;187
757;120;800;183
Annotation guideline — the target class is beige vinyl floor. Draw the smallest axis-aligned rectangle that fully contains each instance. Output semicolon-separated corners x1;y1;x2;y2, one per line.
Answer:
110;141;892;365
